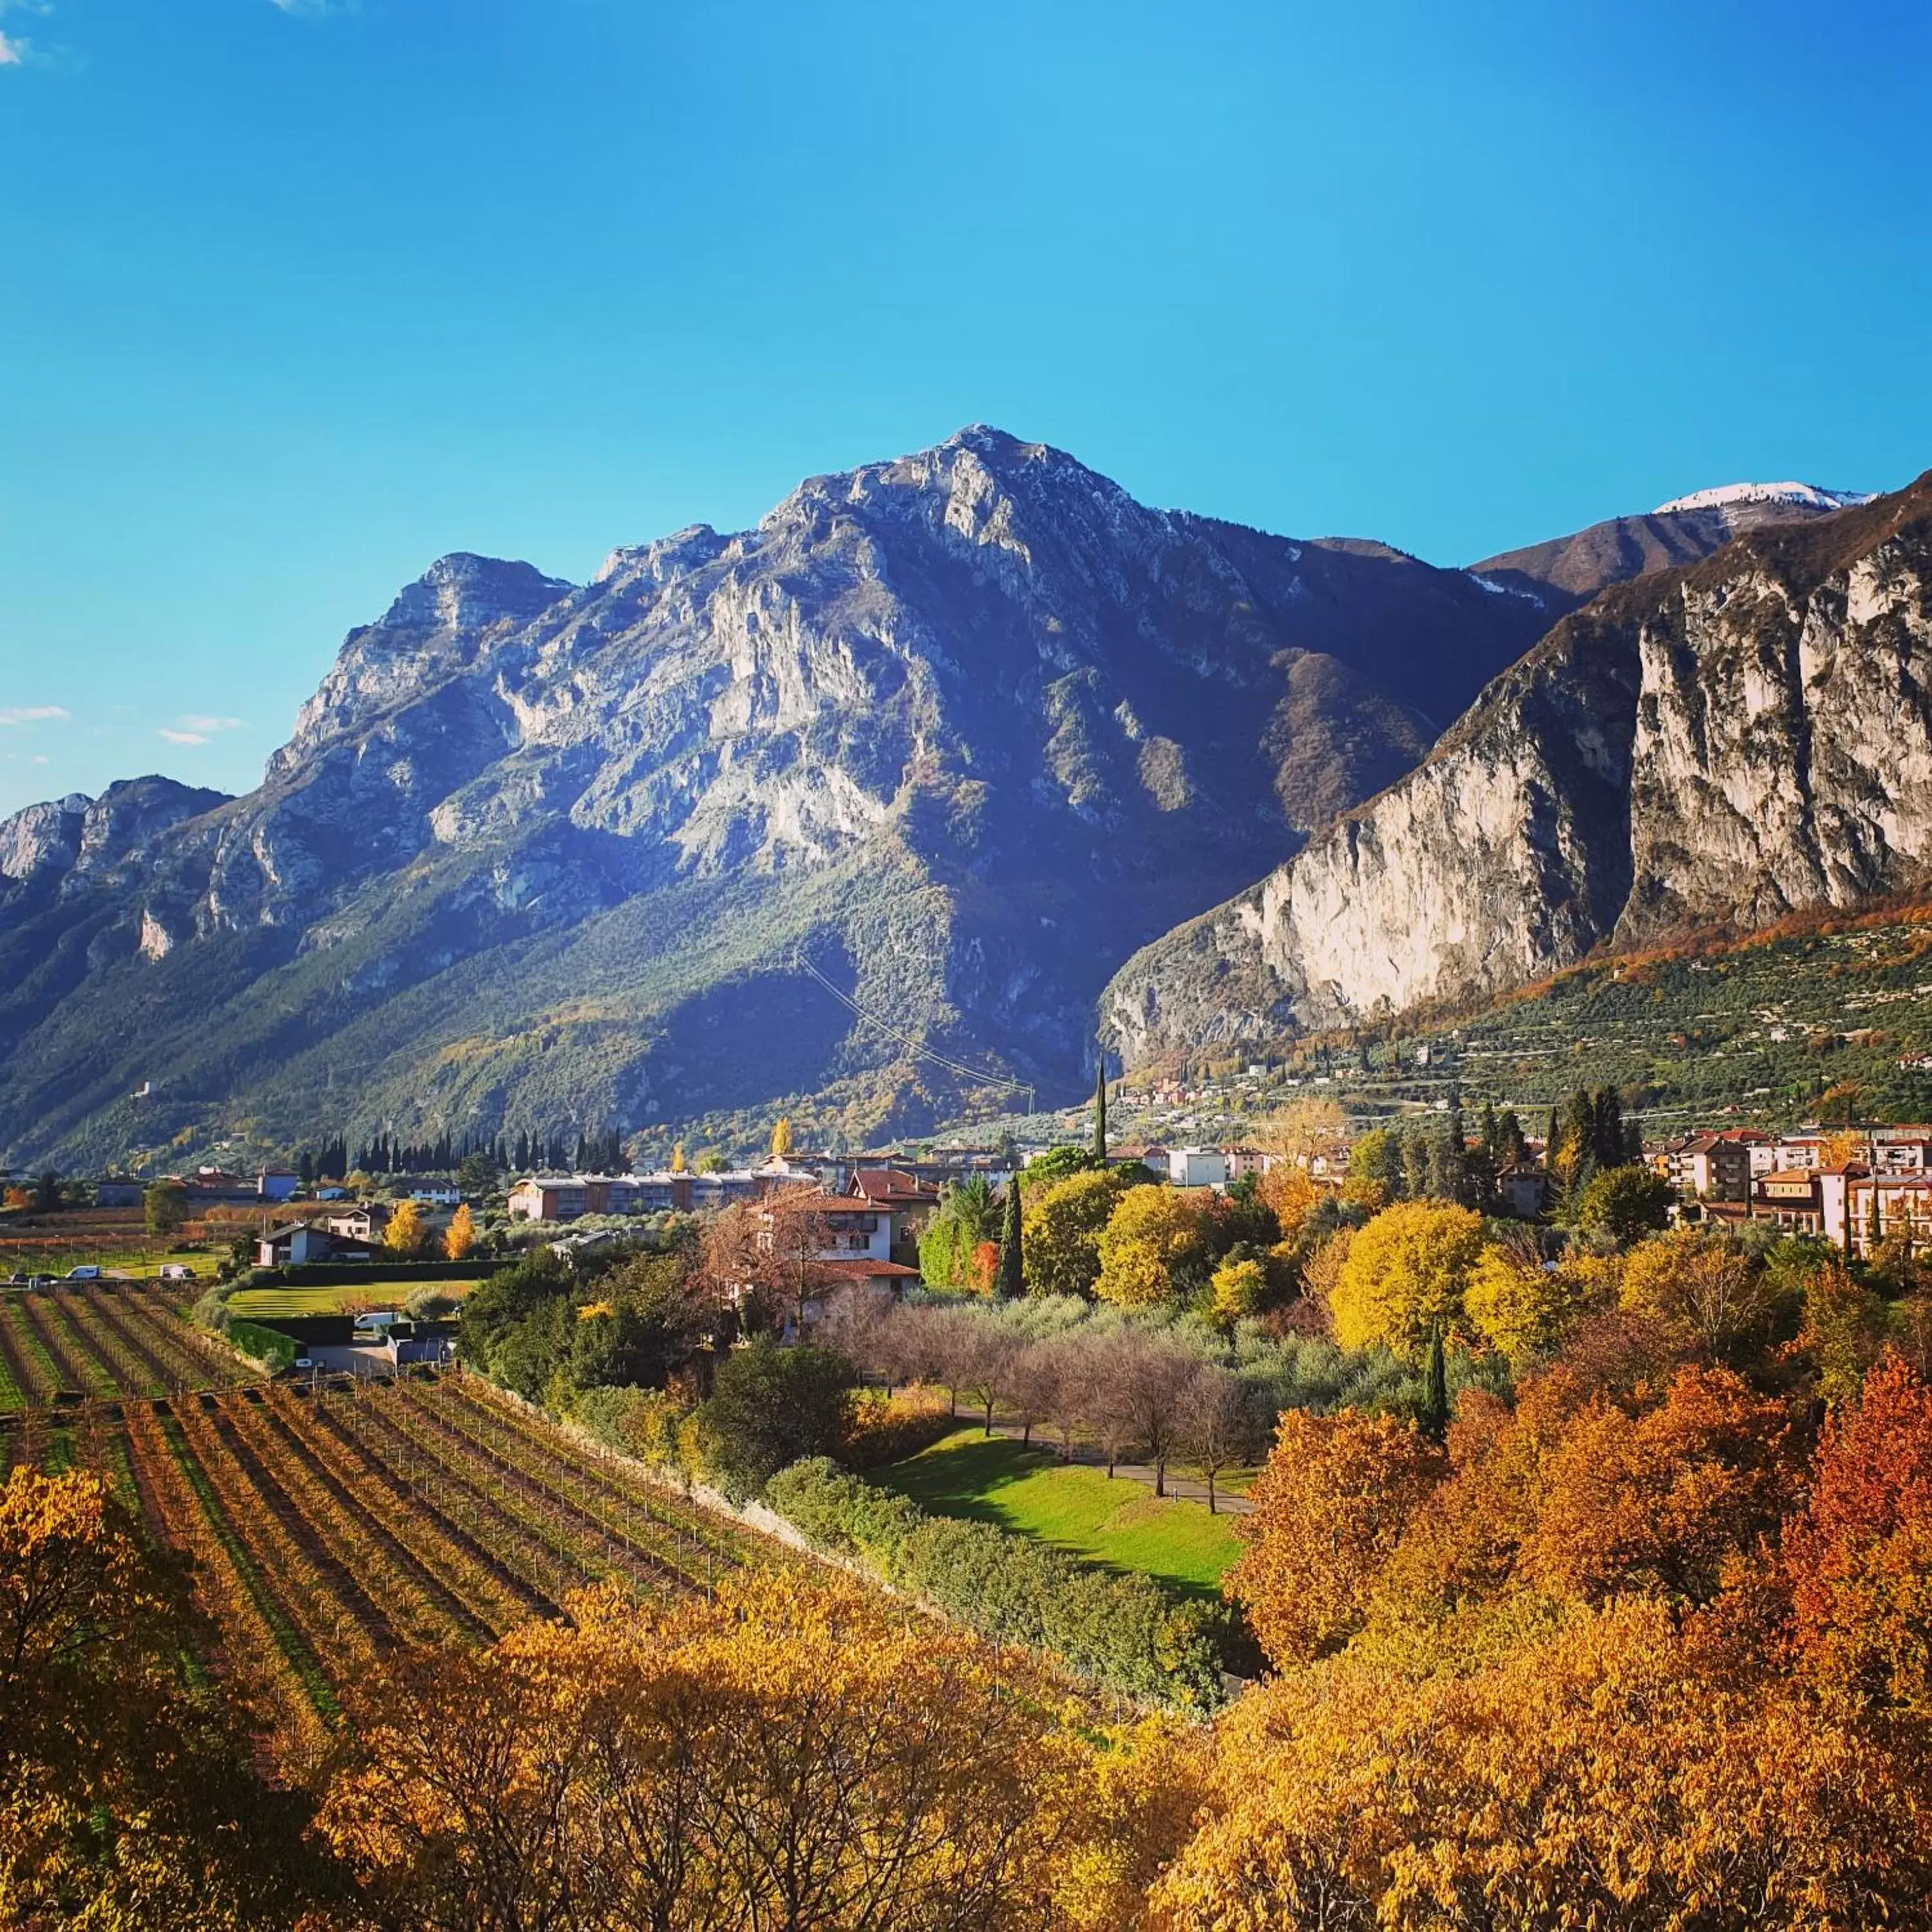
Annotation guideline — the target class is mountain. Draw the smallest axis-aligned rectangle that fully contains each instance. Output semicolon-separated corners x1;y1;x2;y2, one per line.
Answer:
1105;473;1932;1065
1469;481;1872;607
0;428;1559;1170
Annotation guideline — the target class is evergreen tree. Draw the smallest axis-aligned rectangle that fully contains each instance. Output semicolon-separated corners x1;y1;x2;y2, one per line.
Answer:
996;1179;1024;1301
1422;1325;1449;1444
1093;1053;1108;1165
1592;1090;1625;1172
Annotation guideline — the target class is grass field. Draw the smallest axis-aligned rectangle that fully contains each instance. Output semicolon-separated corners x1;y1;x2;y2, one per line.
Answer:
880;1427;1244;1598
226;1281;479;1319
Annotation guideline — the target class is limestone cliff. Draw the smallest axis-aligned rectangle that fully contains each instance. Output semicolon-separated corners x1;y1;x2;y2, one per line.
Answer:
1107;476;1932;1063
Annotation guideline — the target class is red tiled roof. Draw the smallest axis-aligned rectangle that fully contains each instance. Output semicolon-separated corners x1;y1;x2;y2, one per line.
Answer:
815;1258;922;1279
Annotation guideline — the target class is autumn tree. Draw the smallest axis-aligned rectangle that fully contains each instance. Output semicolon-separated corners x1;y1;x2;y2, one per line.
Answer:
1094;1184;1213;1308
1227;1408;1443;1667
1327;1200;1485;1357
442;1202;476;1261
318;1573;1091;1932
1023;1166;1137;1298
1619;1226;1787;1365
1785;1352;1932;1718
1209;1254;1267;1329
1152;1596;1932;1929
384;1197;428;1256
1464;1241;1618;1365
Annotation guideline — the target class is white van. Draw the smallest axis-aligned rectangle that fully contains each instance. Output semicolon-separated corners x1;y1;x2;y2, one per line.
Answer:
66;1264;103;1281
158;1262;197;1282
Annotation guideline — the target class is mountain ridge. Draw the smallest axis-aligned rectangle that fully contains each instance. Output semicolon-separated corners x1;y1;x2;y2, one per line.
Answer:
2;425;1568;1169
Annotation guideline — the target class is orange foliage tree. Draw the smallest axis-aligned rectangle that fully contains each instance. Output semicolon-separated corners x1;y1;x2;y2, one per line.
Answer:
1226;1408;1443;1668
1785;1352;1932;1719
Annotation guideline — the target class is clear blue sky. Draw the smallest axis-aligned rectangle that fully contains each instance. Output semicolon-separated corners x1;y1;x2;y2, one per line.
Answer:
3;0;1928;816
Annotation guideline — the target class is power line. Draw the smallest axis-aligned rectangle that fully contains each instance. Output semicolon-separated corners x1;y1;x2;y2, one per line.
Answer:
791;950;1034;1113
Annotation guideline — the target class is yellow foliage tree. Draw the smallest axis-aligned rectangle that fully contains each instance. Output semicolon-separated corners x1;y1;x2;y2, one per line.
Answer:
384;1198;426;1256
1023;1166;1138;1298
1464;1244;1619;1365
1209;1256;1268;1329
770;1116;793;1158
1327;1200;1486;1357
1619;1226;1780;1363
1152;1597;1932;1927
442;1202;476;1261
670;1141;687;1174
1093;1184;1212;1308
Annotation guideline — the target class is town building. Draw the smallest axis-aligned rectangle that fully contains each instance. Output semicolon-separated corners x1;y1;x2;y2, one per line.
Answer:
254;1222;377;1268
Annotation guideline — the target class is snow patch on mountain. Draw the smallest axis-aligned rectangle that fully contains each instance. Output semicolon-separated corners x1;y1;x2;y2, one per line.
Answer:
1654;482;1874;515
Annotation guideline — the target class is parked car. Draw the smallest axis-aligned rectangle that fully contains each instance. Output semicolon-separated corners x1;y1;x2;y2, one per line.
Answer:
5;1272;27;1287
27;1276;55;1289
66;1264;103;1281
158;1262;197;1282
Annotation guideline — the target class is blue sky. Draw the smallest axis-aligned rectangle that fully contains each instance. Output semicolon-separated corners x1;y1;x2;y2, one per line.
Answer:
2;0;1928;816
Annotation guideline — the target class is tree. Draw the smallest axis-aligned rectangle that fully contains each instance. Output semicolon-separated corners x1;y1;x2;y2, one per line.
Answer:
1177;1365;1251;1513
1094;1185;1213;1308
770;1115;794;1158
1576;1162;1675;1241
1022;1167;1135;1298
1327;1200;1486;1357
1345;1127;1404;1207
1785;1353;1932;1718
457;1149;499;1197
1464;1242;1619;1365
996;1180;1024;1302
1114;1331;1205;1498
1619;1227;1785;1365
385;1198;428;1257
1227;1408;1443;1668
1093;1055;1108;1164
1209;1255;1268;1329
316;1572;1088;1932
697;1340;853;1500
950;1316;1018;1435
919;1175;997;1289
30;1170;61;1214
443;1203;476;1261
670;1141;687;1173
143;1178;191;1238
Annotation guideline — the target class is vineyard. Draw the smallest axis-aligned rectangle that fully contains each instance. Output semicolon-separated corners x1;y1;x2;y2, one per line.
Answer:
0;1287;778;1775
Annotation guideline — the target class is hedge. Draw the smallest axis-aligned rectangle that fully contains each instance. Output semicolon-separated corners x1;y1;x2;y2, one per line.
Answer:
763;1457;1227;1711
225;1319;299;1373
250;1259;507;1287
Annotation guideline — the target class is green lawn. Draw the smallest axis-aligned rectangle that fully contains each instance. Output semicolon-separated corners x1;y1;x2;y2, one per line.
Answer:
879;1427;1244;1599
226;1281;478;1318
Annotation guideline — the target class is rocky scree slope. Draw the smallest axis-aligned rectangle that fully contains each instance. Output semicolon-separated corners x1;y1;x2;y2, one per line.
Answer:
0;427;1559;1168
1106;474;1932;1063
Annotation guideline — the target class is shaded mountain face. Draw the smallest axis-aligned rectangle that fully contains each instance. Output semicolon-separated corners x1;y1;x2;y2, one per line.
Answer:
0;428;1559;1169
1470;482;1870;607
1106;475;1932;1063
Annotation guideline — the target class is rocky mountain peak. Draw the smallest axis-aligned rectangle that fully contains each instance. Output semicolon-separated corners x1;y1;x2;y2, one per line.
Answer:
272;552;575;774
377;552;577;635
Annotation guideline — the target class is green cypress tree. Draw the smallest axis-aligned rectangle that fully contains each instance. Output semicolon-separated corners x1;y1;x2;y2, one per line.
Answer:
1093;1054;1108;1165
996;1179;1024;1301
1423;1324;1449;1443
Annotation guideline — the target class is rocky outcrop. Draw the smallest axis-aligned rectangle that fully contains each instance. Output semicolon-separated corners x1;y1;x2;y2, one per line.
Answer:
1108;476;1932;1063
0;428;1557;1168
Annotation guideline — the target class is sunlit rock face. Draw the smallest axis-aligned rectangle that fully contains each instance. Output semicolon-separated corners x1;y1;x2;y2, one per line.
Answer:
1107;477;1932;1063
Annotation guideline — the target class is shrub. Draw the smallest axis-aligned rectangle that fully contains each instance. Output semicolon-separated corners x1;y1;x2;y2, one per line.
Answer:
696;1342;854;1501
